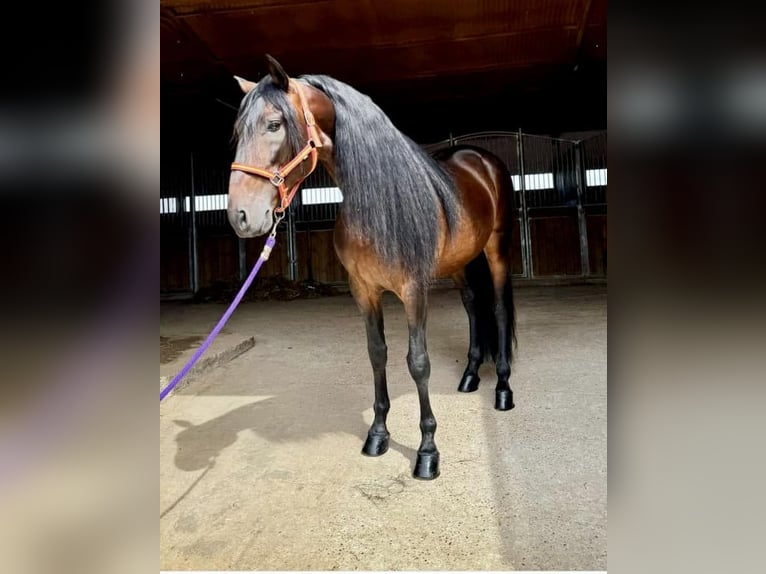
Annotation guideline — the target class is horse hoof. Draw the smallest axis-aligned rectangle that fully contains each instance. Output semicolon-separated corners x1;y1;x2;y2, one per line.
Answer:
413;452;440;480
361;434;389;457
457;373;480;393
495;389;515;411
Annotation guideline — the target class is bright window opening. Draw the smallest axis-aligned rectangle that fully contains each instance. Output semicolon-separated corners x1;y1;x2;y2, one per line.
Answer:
160;170;606;215
586;168;607;186
511;173;554;190
160;194;228;214
160;197;178;214
301;187;343;205
184;194;228;212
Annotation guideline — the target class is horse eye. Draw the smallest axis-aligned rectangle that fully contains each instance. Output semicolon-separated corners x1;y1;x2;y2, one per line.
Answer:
267;121;281;132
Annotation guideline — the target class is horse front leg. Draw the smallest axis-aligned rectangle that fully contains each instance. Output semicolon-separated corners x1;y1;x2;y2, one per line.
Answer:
403;284;440;480
352;281;390;457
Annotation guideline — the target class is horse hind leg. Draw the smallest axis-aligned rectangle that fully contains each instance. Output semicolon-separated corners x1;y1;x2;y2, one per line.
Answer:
453;254;497;393
484;230;517;411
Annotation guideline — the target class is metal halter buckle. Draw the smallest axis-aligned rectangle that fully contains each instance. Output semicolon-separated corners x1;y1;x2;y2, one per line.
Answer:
270;173;285;186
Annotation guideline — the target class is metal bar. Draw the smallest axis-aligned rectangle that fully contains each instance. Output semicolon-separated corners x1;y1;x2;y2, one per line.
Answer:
305;228;314;282
517;129;533;278
574;143;591;277
452;130;580;145
238;238;247;281
189;152;199;294
286;206;298;281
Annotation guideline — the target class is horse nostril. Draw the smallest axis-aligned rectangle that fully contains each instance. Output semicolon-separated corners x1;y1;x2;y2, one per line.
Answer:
238;209;248;230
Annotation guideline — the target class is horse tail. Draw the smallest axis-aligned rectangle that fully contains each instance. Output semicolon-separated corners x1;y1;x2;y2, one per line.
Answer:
496;159;518;351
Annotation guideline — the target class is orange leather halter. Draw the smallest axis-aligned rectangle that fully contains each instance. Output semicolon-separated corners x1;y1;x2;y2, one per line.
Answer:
230;79;323;213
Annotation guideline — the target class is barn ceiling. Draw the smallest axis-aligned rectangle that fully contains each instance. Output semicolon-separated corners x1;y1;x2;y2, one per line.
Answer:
161;0;606;141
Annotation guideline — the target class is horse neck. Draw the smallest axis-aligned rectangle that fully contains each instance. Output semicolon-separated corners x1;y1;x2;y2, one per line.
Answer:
301;81;338;181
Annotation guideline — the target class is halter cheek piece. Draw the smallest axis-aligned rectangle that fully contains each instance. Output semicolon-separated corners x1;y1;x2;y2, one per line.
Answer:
231;79;322;213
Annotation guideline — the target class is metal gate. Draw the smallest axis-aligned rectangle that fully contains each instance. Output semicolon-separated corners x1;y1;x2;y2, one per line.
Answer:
160;131;607;295
424;130;607;278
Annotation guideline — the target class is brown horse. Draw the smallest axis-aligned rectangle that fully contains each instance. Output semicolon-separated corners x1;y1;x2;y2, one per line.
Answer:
228;56;516;480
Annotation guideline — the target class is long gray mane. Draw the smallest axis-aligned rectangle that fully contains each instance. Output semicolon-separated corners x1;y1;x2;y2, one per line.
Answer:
301;75;460;284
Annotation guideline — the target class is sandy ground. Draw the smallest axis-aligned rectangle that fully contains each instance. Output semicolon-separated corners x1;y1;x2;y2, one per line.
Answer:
160;284;607;570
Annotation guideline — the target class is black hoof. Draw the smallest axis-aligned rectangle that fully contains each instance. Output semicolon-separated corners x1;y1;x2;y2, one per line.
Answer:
458;373;480;393
413;452;440;480
361;433;389;457
495;389;515;411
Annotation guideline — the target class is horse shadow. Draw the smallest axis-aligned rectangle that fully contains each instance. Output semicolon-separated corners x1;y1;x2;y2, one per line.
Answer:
168;377;423;474
162;290;480;515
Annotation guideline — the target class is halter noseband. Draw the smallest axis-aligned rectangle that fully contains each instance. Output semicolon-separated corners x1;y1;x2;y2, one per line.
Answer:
231;79;322;213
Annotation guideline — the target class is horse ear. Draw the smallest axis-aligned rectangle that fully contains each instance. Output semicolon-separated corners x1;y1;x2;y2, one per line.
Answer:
234;75;257;94
265;54;290;91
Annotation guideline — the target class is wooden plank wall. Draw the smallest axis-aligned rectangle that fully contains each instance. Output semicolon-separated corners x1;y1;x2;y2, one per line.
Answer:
527;212;608;277
586;212;607;276
528;211;583;276
160;212;604;292
160;223;192;292
159;230;351;289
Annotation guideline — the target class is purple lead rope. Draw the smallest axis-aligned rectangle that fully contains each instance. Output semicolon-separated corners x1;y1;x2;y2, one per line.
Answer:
160;230;278;402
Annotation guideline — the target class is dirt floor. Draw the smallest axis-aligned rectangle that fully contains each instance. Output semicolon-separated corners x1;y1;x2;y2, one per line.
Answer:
160;284;607;571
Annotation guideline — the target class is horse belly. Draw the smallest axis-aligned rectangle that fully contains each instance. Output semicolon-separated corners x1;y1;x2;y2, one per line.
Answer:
434;220;492;278
433;189;495;277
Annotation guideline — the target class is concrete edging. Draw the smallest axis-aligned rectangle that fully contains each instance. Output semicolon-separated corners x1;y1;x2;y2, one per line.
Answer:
160;336;256;394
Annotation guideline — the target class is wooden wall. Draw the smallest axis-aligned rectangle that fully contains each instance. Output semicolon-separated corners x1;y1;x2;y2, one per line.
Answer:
160;209;605;293
240;230;350;284
528;209;582;276
161;229;350;291
586;211;607;276
160;222;192;292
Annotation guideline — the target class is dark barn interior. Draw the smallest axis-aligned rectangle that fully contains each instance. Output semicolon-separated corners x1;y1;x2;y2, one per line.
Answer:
161;0;607;294
161;5;608;567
